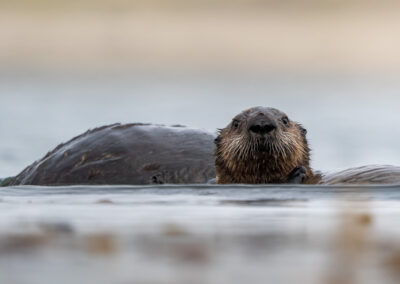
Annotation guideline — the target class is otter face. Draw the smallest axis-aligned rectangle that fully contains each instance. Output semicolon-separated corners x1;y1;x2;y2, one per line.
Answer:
215;106;311;184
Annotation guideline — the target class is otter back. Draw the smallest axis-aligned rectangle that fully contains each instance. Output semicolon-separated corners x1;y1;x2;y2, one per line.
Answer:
320;165;400;185
10;124;216;186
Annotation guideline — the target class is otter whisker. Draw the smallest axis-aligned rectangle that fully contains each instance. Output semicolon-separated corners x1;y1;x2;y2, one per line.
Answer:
215;106;314;184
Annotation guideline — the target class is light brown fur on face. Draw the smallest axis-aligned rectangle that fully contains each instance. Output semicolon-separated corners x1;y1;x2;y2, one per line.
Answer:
215;107;320;184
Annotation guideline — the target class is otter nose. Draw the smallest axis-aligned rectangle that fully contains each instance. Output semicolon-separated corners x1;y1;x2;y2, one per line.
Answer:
248;120;276;135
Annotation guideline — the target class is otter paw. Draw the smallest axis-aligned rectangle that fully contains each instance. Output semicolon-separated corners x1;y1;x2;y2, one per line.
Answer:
288;166;307;184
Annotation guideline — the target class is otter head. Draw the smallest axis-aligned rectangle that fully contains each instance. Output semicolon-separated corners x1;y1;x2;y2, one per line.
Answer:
215;106;313;184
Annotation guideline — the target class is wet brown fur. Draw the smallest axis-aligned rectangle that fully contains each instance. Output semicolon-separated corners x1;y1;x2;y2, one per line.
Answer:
215;107;321;184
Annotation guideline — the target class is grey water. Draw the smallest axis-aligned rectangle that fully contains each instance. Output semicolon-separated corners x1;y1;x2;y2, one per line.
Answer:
2;71;400;283
1;185;400;284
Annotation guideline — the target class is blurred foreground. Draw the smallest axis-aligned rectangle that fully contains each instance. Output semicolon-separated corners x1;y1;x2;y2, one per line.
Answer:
2;185;400;284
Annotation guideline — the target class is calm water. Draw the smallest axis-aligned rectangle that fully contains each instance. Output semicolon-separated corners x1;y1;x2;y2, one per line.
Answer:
2;71;400;283
1;185;400;284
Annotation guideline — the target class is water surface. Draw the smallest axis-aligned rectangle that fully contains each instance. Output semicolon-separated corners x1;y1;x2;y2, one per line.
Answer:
1;184;400;284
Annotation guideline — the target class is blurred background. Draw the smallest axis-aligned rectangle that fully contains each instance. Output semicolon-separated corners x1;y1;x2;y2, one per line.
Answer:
2;0;400;177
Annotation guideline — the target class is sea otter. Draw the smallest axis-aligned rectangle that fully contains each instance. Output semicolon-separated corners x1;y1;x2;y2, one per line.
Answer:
4;116;304;186
215;106;400;185
4;106;400;186
215;106;321;184
7;124;217;186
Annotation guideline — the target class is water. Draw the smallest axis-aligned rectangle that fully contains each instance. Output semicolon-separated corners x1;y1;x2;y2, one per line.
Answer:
1;185;400;284
2;71;400;283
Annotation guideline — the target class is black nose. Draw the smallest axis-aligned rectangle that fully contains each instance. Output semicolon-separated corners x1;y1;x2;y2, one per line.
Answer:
248;121;276;135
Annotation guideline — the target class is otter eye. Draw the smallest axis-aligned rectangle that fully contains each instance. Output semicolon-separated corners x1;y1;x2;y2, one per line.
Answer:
232;120;239;128
282;117;289;125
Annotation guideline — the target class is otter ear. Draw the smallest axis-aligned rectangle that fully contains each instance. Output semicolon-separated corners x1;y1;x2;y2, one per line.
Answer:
297;124;307;137
214;129;223;145
300;126;307;136
214;135;221;146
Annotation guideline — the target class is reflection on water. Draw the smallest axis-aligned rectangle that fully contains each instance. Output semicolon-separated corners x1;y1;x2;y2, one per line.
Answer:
1;185;400;284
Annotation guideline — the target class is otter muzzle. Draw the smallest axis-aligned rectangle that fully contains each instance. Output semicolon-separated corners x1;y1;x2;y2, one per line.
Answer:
248;119;276;135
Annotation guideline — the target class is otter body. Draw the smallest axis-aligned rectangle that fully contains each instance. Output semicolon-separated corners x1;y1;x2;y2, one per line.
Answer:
320;165;400;185
9;124;216;186
7;106;400;186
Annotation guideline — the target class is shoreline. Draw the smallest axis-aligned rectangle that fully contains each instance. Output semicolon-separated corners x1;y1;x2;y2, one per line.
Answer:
2;9;400;73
